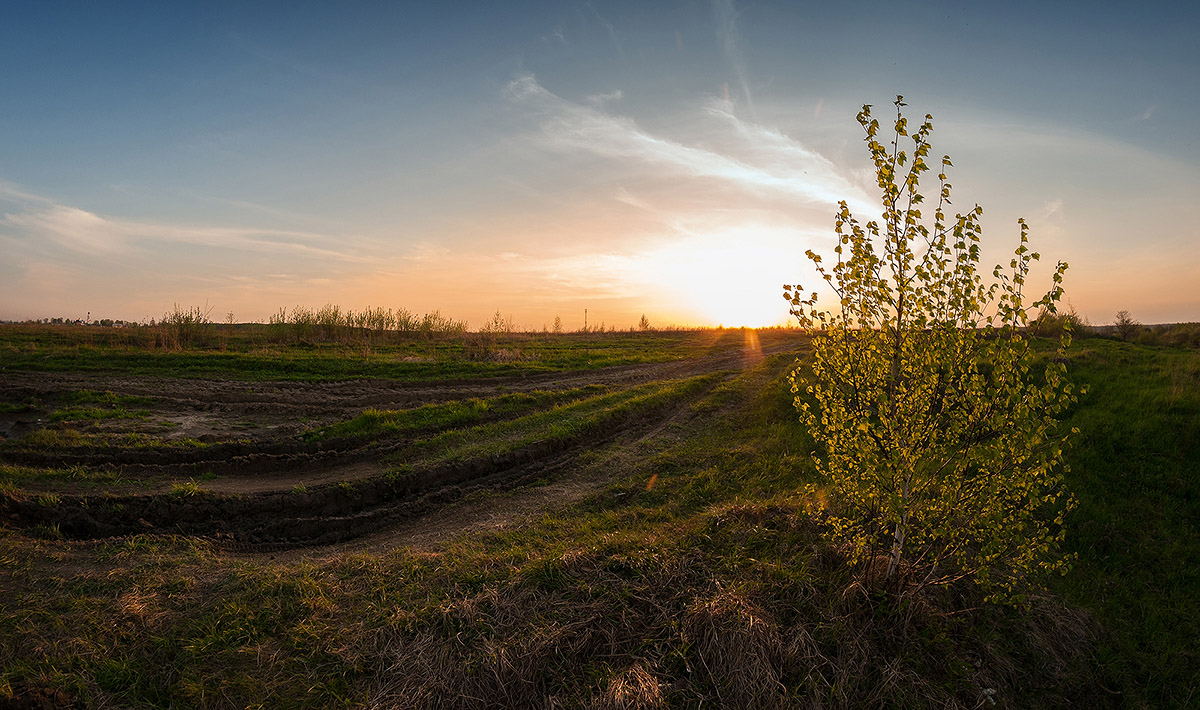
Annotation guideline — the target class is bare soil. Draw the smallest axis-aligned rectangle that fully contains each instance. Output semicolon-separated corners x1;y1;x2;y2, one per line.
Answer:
0;332;792;554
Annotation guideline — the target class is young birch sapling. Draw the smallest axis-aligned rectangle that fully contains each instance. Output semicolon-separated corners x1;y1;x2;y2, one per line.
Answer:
783;96;1080;602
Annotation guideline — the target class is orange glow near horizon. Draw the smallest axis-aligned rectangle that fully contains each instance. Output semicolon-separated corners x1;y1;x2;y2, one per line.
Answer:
642;229;800;328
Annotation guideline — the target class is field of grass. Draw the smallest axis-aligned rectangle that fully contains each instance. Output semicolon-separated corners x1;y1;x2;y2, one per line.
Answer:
0;323;723;382
1052;339;1200;704
0;327;1197;707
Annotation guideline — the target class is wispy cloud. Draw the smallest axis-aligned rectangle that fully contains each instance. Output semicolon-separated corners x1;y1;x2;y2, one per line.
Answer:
0;183;365;263
504;74;871;212
614;187;652;211
0;180;56;206
713;0;756;120
2;206;125;255
1040;198;1064;219
585;3;624;58
585;89;624;107
542;25;567;46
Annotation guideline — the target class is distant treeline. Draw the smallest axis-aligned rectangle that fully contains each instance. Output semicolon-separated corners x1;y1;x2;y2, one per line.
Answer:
1029;306;1200;349
4;304;761;353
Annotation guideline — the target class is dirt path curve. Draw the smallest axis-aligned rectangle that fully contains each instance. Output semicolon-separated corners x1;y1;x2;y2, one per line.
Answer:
1;331;806;555
246;330;789;561
244;375;702;563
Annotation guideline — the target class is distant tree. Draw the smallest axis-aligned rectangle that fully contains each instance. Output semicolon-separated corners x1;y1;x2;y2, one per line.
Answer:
638;314;652;331
1114;310;1141;341
552;315;563;334
481;309;514;335
784;97;1079;602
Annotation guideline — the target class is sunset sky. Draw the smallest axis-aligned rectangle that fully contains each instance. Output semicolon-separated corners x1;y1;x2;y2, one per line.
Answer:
2;1;1197;329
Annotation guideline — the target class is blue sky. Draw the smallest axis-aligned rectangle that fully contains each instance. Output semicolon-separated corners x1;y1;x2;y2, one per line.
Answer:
2;0;1197;327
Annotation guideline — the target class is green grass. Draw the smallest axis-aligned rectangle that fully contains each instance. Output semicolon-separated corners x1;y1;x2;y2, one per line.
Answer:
1051;338;1200;705
1;428;208;452
0;336;1197;706
60;389;155;406
303;386;607;442
0;463;135;488
0;326;752;382
169;480;209;498
388;374;722;467
8;428;87;449
49;406;150;423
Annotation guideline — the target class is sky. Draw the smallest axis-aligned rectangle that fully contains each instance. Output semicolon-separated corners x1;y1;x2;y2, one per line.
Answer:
1;0;1198;329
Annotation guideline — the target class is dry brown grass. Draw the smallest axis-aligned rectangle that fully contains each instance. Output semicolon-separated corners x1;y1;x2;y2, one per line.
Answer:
684;589;786;708
359;504;1107;709
1;497;1108;708
586;664;664;710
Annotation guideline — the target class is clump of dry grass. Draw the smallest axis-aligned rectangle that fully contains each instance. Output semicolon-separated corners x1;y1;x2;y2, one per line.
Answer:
684;589;786;708
369;584;617;710
361;502;1107;709
587;664;664;710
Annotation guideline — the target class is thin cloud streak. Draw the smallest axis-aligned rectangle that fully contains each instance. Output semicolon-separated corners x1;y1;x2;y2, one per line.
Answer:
702;98;864;197
585;89;624;106
0;180;56;207
0;185;367;263
586;3;624;58
713;0;757;120
505;74;872;213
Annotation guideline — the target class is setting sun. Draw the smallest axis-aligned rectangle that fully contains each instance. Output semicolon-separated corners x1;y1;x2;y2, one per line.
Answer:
641;228;807;328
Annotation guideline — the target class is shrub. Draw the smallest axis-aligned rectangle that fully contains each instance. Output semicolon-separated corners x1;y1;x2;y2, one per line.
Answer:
1161;322;1200;349
160;303;212;350
1029;303;1090;339
783;97;1079;602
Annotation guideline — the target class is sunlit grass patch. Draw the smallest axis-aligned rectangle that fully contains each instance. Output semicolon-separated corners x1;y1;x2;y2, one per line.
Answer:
11;428;87;449
0;463;131;488
61;390;155;406
169;480;208;497
49;406;150;423
303;386;606;443
0;401;37;414
393;374;720;466
0;323;785;382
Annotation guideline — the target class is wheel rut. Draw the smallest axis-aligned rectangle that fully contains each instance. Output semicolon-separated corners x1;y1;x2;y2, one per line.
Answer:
0;331;804;551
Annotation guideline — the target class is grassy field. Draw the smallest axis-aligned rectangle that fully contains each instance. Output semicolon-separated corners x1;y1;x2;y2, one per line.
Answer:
0;322;718;382
0;326;1196;707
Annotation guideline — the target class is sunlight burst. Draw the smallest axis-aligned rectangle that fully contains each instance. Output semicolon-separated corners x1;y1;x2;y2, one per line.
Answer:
643;228;806;328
